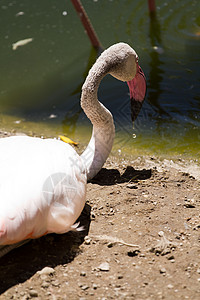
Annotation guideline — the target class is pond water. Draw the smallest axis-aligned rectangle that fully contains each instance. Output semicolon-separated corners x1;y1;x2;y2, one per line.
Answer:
0;0;200;160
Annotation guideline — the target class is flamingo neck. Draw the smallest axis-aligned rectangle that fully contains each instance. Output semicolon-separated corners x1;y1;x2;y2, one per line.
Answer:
80;58;115;181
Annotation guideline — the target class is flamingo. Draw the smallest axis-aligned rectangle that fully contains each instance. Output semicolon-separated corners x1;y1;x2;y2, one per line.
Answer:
0;43;146;257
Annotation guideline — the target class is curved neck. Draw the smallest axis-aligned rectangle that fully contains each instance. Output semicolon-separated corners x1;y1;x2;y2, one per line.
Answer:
80;57;115;180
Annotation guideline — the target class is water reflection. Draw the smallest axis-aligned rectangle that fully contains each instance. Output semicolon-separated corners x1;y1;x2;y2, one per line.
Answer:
62;46;99;136
0;0;199;159
148;8;165;114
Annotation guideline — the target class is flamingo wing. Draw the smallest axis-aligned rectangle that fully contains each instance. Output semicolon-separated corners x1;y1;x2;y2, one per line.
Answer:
0;136;87;245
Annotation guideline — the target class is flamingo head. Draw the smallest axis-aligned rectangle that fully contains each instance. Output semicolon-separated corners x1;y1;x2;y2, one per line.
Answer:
99;42;146;122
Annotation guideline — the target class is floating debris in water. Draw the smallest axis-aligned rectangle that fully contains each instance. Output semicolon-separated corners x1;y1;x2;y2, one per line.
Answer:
16;11;24;17
153;46;164;54
14;120;21;124
48;114;57;119
12;38;33;50
132;133;136;139
62;11;68;16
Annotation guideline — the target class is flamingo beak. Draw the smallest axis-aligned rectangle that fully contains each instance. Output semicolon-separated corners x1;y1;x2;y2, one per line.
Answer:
127;62;146;122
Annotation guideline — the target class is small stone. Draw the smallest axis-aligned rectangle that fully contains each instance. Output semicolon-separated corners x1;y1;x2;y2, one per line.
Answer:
81;285;89;290
167;284;174;289
158;231;164;237
91;212;96;219
126;184;138;189
84;236;91;245
80;271;86;277
92;283;98;289
107;242;114;248
197;268;200;274
98;262;110;271
51;280;60;287
127;250;140;257
117;274;123;279
29;290;38;297
160;267;166;274
37;266;55;276
41;281;49;288
139;253;145;257
168;255;175;260
170;259;175;263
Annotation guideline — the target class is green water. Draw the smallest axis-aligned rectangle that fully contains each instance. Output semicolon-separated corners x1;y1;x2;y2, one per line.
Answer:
0;0;200;160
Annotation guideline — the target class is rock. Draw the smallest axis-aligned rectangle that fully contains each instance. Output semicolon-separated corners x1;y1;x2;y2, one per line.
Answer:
168;255;175;261
167;284;174;289
98;262;110;271
29;290;38;297
82;285;89;290
51;280;60;287
160;267;166;274
84;236;91;245
80;271;86;276
41;281;50;288
127;250;140;257
37;266;55;276
126;184;138;189
158;231;164;237
92;283;98;289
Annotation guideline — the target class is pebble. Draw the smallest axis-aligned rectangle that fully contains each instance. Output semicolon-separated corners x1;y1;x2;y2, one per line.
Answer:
84;236;91;245
92;283;98;289
29;290;38;297
107;242;114;248
41;281;50;288
98;262;110;271
127;250;140;257
160;267;166;274
81;284;89;290
51;280;60;287
168;255;175;261
167;284;174;289
158;231;164;237
126;183;138;189
37;266;55;276
80;271;86;276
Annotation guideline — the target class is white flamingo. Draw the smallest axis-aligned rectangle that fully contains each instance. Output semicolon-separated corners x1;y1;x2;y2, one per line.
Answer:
0;43;146;256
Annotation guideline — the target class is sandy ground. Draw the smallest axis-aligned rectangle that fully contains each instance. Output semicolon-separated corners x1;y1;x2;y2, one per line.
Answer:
0;132;199;299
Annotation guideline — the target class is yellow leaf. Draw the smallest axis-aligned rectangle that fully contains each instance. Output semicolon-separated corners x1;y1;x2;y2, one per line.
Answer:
59;135;78;145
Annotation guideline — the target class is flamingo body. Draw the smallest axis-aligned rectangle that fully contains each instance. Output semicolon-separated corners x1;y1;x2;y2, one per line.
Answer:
0;43;146;253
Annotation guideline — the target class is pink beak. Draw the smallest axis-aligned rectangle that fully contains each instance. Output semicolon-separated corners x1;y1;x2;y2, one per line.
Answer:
127;62;146;122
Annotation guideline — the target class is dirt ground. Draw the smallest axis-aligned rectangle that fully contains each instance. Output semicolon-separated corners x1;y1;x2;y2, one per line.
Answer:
0;132;199;300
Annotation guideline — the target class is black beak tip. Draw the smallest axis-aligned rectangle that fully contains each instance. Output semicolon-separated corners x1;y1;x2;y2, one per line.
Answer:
130;98;144;122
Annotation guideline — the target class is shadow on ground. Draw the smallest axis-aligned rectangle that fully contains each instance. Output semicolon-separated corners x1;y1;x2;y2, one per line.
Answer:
0;204;91;294
90;166;152;185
